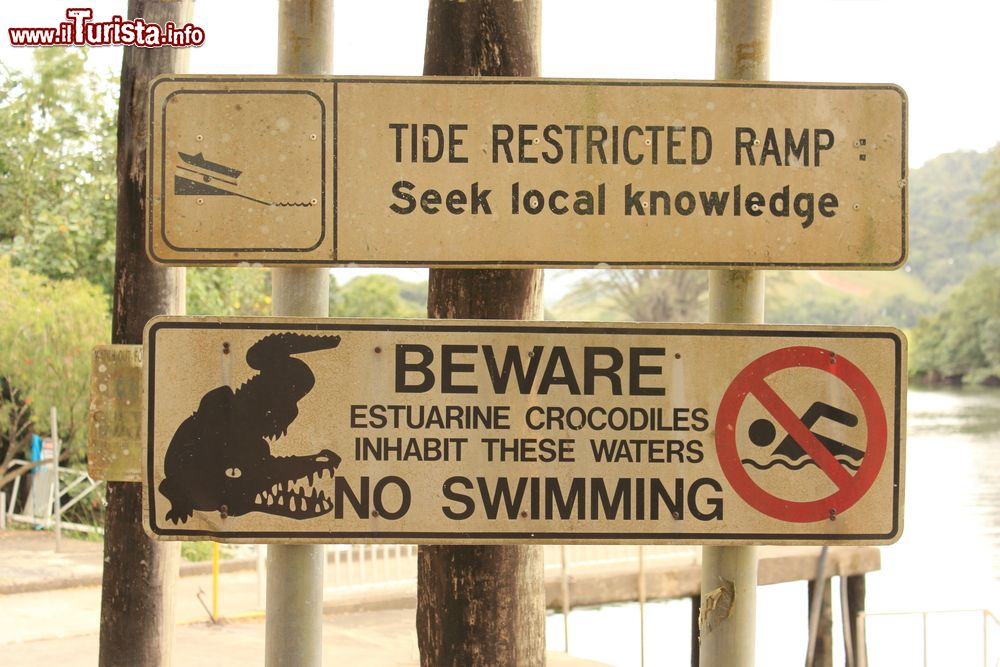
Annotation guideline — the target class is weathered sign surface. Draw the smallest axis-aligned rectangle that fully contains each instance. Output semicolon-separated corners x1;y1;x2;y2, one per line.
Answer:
148;76;907;268
143;318;906;545
88;345;143;482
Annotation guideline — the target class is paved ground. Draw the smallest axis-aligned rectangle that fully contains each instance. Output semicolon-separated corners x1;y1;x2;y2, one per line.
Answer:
0;530;608;666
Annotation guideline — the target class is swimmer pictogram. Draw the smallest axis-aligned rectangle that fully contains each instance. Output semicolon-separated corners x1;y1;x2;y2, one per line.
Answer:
743;401;865;472
716;346;888;523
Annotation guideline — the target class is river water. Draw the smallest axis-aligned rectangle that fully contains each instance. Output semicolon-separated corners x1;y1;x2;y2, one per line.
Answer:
546;386;1000;666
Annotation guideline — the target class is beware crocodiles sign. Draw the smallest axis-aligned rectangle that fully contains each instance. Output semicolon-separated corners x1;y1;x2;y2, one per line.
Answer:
143;317;906;545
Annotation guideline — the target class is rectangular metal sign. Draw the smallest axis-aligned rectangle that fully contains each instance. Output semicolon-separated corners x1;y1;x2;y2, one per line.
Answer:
144;318;905;545
88;345;143;482
148;76;907;268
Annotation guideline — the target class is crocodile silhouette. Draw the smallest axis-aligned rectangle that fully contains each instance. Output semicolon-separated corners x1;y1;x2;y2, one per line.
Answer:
159;332;343;524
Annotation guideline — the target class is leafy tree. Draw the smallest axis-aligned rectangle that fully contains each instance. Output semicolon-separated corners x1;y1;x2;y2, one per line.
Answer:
0;257;110;488
906;150;1000;293
555;270;708;322
187;267;272;316
970;143;1000;240
0;377;33;478
329;274;427;318
911;266;1000;383
0;50;118;293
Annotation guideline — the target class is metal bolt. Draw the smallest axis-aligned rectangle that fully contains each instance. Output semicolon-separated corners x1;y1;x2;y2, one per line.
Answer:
829;508;837;521
374;346;382;354
520;511;528;518
310;133;317;140
372;510;379;518
671;511;680;519
196;134;203;142
220;505;229;519
222;342;230;355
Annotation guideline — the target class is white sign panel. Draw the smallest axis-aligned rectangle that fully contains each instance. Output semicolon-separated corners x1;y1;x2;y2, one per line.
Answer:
144;318;906;545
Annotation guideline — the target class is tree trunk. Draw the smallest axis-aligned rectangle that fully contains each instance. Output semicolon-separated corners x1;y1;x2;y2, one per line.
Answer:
416;2;546;666
99;2;189;665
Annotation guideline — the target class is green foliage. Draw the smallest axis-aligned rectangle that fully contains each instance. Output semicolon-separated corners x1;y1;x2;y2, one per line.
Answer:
765;270;932;327
911;266;1000;382
0;50;118;293
187;267;272;316
181;541;222;562
553;270;708;322
970;143;1000;240
329;274;427;318
907;150;1000;293
0;376;33;471
0;257;110;472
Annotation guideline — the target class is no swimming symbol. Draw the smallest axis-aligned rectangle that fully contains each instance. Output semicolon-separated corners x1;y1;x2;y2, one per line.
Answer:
715;346;888;523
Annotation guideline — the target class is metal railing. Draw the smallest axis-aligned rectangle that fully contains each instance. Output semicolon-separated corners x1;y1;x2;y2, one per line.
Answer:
3;458;104;535
859;608;1000;667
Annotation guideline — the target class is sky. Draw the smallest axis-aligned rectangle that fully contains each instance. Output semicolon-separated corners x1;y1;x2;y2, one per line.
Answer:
2;0;998;168
2;0;997;292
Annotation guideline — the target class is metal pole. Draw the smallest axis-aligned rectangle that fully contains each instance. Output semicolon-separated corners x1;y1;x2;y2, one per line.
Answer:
257;545;267;610
561;545;571;652
265;2;333;666
856;613;868;667
983;610;988;667
0;492;6;530
50;407;61;552
638;546;647;667
700;2;771;666
840;577;856;667
922;612;928;667
212;541;220;620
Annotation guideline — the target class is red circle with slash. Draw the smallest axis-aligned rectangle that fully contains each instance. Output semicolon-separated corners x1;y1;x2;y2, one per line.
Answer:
715;346;887;523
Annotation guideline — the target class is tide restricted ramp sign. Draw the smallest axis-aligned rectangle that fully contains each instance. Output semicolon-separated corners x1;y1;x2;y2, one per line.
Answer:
143;318;905;545
148;76;907;268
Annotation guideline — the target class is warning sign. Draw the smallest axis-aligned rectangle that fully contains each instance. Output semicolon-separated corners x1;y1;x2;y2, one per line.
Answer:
143;318;905;545
715;346;888;523
147;76;907;268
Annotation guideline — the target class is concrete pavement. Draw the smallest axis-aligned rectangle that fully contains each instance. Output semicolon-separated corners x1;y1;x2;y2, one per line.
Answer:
0;530;608;666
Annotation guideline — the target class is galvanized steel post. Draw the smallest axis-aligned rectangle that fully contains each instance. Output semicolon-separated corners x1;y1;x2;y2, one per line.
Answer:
264;1;333;666
50;407;61;551
700;1;772;666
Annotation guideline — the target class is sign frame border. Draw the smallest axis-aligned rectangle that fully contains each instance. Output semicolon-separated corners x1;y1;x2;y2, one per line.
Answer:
143;318;905;545
148;76;908;270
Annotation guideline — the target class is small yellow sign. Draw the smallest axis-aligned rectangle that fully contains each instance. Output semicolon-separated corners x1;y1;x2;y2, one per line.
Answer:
88;345;143;482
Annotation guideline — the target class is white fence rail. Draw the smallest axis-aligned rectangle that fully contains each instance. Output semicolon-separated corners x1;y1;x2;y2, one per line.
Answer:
3;458;104;535
859;608;1000;667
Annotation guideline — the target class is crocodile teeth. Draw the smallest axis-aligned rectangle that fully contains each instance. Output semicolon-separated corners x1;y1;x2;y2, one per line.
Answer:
255;493;263;504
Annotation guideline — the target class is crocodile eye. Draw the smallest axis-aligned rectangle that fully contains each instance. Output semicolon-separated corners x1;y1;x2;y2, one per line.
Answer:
225;467;242;479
